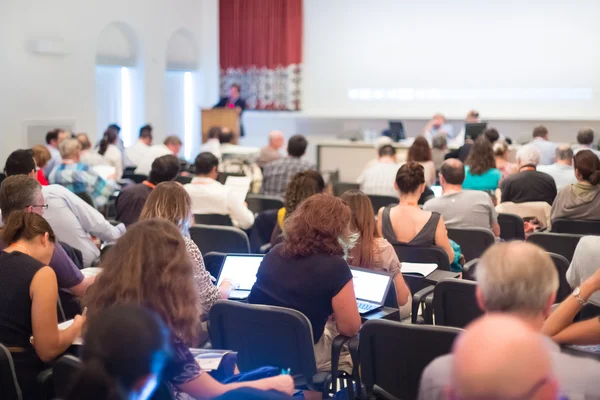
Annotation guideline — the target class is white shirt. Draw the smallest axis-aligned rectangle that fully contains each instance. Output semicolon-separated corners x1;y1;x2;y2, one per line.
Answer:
537;163;577;190
530;137;558;166
126;141;151;168
134;144;173;176
184;177;255;229
574;145;600;159
92;144;123;180
202;138;222;159
42;184;126;267
220;143;260;160
358;160;401;198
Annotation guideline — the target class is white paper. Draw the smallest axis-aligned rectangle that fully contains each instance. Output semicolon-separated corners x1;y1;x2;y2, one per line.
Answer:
33;320;83;346
92;165;117;181
224;176;252;204
189;349;235;371
81;267;103;278
401;262;437;277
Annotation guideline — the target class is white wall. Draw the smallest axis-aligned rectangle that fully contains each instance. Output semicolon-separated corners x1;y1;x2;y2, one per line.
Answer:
0;0;219;165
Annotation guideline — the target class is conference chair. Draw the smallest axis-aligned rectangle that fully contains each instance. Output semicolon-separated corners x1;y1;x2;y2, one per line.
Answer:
461;258;479;281
189;225;250;254
426;278;483;328
447;227;495;263
217;171;245;185
175;175;192;185
548;252;571;303
0;343;22;400
527;232;583;263
497;213;525;241
129;174;148;184
368;195;399;214
552;219;600;236
249;209;278;253
333;182;359;197
194;214;233;226
245;195;283;214
209;301;355;396
359;319;462;400
418;186;435;205
579;303;600;320
203;252;226;278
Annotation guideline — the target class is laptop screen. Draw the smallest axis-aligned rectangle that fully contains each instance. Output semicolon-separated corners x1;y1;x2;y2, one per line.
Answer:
430;185;442;198
350;268;392;304
217;255;264;291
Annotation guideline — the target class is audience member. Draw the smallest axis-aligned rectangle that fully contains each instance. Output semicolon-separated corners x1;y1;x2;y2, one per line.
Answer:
32;145;51;186
184;152;254;229
445;126;500;163
550;149;600;222
44;128;69;176
218;128;263;193
260;135;314;198
500;144;557;205
65;305;171;400
103;123;126;160
537;145;577;190
529;125;558;165
431;134;447;172
258;130;285;168
463;136;502;191
0;211;84;399
84;219;293;398
419;241;600;400
250;194;361;372
126;124;153;168
135;136;182;176
341;190;411;318
0;175;91;296
94;129;124;180
455;109;481;143
447;315;559;400
423;113;454;141
219;127;260;159
358;144;400;198
574;127;600;159
76;133;106;168
566;236;600;307
5;149;125;267
202;126;222;159
407;137;436;186
115;154;180;226
423;159;500;236
377;162;454;263
48;138;117;207
493;141;517;182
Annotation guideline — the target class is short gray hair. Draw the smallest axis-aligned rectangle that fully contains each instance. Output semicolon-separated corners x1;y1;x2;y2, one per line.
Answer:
0;175;42;220
59;138;82;158
476;242;558;315
516;144;541;166
432;134;448;150
555;145;573;161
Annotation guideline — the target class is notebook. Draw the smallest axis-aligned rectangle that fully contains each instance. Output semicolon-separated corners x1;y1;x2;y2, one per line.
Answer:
350;267;392;314
217;254;264;300
401;262;438;277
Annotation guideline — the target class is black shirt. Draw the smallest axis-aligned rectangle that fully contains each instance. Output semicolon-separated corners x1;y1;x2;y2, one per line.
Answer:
248;244;353;343
115;182;154;226
500;169;557;205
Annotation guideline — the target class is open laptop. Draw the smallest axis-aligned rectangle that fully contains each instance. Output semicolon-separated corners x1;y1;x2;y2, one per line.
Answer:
216;254;264;300
350;267;393;314
464;122;488;141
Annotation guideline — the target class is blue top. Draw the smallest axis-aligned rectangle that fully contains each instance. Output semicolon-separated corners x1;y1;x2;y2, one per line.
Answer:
463;166;502;191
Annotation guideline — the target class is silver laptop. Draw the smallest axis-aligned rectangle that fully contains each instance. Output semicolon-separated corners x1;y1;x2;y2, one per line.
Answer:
350;267;393;314
216;254;264;300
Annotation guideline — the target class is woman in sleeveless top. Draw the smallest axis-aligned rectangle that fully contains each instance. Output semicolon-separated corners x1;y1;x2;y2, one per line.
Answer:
377;162;454;262
0;211;84;399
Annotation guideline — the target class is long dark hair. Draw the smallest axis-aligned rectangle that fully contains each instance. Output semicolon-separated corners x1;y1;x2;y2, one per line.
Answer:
98;130;118;156
3;211;56;245
466;136;496;175
407;137;432;162
574;149;600;185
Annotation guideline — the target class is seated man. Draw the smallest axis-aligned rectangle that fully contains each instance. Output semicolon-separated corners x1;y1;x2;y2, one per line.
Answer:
202;126;222;159
125;124;153;168
48;138;117;207
257;130;285;168
423;159;500;236
529;125;558;166
574;127;600;159
134;135;182;176
423;113;454;141
43;128;69;177
0;175;93;297
219;128;260;159
217;128;263;193
537;146;577;190
358;144;401;198
431;134;447;172
5;149;125;268
184;152;254;229
500;144;557;205
418;241;600;400
115;155;180;226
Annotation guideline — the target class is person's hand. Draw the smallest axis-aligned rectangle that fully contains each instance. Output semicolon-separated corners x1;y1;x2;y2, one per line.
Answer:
221;279;240;290
257;375;294;395
107;173;117;180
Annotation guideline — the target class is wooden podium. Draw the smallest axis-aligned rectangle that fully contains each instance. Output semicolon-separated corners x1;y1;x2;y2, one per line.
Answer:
201;108;240;143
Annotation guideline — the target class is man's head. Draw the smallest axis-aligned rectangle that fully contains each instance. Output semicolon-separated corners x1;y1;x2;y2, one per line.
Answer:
218;128;234;144
554;145;574;166
59;138;82;161
431;134;448;151
4;149;36;178
378;144;396;161
163;136;182;155
194;152;219;180
207;126;222;140
268;130;285;150
476;242;558;322
148;155;180;185
287;135;308;158
516;144;541;168
75;133;92;151
577;127;595;146
139;124;153;145
431;113;446;129
0;175;45;221
532;125;549;141
229;84;241;99
465;110;480;123
46;128;68;147
449;314;557;400
439;159;465;189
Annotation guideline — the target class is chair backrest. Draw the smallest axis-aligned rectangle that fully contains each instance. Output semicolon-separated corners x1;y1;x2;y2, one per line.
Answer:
548;252;571;303
194;214;233;226
497;213;525;241
249;210;278;253
552;219;600;236
527;232;583;263
392;244;451;271
203;252;226;278
0;343;22;400
495;201;551;230
359;319;461;400
433;278;483;329
129;174;148;184
53;355;83;399
189;225;250;254
447;227;495;262
245;195;284;214
208;301;317;380
579;303;600;320
175;175;192;185
368;195;399;214
333;182;359;197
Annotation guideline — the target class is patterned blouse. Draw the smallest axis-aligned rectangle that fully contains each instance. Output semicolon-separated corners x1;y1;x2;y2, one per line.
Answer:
183;236;221;316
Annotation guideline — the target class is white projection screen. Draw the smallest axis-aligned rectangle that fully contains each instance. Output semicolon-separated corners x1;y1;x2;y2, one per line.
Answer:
303;0;600;119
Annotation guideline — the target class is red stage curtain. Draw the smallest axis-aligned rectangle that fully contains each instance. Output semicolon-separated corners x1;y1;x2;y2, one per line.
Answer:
219;0;302;110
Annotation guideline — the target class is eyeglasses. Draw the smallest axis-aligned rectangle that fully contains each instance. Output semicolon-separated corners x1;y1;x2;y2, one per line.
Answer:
28;204;48;210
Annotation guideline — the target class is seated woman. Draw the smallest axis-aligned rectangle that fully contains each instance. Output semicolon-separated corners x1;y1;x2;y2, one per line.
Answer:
550;149;600;223
463;136;502;191
250;194;361;371
341;190;411;319
407;137;436;187
377;162;454;263
94;129;124;180
0;211;84;399
84;219;293;398
65;305;171;400
32;145;51;185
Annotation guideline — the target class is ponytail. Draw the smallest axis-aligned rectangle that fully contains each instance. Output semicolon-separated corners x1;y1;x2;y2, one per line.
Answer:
2;211;55;246
574;150;600;186
64;358;124;400
98;137;109;156
589;170;600;186
98;130;118;156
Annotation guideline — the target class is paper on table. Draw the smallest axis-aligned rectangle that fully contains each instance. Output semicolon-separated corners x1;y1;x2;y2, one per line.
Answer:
224;176;252;204
401;262;438;277
92;165;117;181
189;348;236;371
81;267;103;278
32;320;83;346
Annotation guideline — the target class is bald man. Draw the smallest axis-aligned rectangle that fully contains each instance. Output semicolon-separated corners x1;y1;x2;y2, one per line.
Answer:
257;130;285;168
418;241;600;400
448;315;559;400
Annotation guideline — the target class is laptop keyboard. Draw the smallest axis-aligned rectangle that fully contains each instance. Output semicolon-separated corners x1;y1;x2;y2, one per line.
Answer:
357;300;378;313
